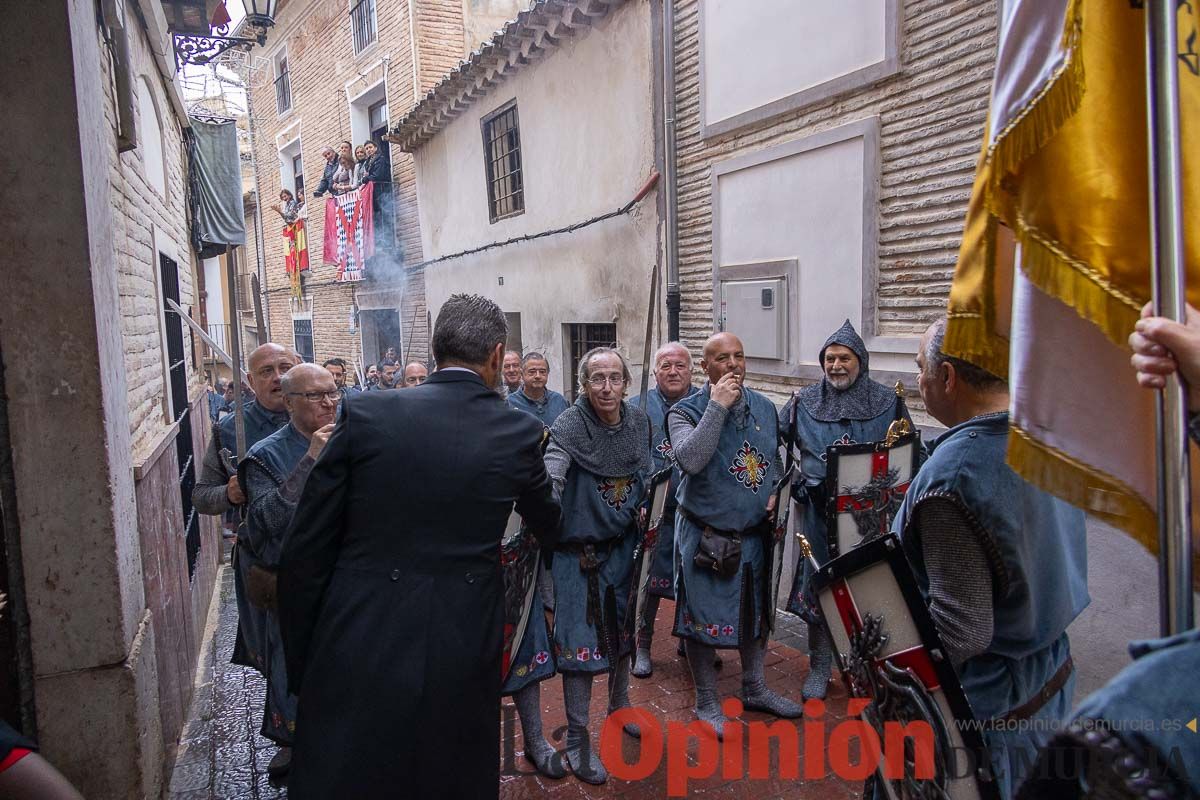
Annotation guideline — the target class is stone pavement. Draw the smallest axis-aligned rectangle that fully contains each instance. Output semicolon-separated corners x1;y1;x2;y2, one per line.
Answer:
169;560;858;799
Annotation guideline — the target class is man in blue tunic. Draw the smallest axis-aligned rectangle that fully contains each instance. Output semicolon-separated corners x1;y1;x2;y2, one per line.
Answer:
669;332;803;738
628;342;701;679
780;319;912;700
893;318;1089;798
239;363;337;781
544;347;649;785
1013;307;1200;799
192;343;297;674
507;352;570;425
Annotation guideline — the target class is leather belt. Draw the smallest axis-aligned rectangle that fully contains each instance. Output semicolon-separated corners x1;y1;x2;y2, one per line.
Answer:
680;508;768;539
994;655;1074;724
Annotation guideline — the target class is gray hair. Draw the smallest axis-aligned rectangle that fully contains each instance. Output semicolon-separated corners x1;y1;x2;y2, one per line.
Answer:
577;347;632;395
431;294;509;366
925;318;1006;391
653;341;691;368
521;351;549;368
280;362;332;395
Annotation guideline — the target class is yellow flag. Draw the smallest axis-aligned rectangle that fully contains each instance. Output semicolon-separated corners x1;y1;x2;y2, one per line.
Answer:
946;0;1200;557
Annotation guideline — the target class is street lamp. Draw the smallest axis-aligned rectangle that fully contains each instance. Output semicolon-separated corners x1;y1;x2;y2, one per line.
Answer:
165;0;278;69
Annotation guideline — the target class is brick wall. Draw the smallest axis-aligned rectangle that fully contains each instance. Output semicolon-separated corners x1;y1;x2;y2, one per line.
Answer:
673;0;997;405
100;14;202;460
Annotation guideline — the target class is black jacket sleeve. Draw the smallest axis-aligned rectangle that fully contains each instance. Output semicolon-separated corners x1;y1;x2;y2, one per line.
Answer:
513;428;561;549
313;162;335;196
278;397;351;693
364;156;390;184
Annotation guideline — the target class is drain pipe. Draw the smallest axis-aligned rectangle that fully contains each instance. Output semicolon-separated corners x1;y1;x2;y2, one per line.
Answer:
661;0;681;342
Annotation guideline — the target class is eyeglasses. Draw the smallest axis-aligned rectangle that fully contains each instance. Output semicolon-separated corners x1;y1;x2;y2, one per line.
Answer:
586;375;627;389
288;391;340;403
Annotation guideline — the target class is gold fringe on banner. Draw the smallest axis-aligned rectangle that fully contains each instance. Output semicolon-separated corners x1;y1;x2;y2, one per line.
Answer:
986;0;1086;192
1007;423;1157;553
1013;218;1146;348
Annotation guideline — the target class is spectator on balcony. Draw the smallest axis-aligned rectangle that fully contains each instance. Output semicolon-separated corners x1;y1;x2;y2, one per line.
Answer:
272;189;301;225
312;146;337;198
331;141;356;196
352;145;368;186
361;140;392;250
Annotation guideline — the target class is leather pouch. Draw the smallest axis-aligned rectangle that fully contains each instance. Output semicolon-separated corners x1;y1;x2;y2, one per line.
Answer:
693;527;741;578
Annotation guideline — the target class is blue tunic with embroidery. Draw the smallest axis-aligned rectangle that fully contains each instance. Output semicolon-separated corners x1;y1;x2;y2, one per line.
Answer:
780;391;902;620
629;384;700;597
671;386;779;649
241;422;310;745
892;412;1089;799
551;462;645;674
507;389;571;427
216;400;289;672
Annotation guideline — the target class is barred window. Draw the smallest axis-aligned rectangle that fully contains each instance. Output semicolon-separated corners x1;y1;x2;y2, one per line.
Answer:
481;101;524;222
293;318;315;363
350;0;378;55
566;323;617;401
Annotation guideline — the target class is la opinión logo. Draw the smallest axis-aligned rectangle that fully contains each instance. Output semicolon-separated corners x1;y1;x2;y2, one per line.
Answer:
599;698;936;797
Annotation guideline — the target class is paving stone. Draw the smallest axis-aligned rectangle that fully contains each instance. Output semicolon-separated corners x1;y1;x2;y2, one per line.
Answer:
169;761;212;793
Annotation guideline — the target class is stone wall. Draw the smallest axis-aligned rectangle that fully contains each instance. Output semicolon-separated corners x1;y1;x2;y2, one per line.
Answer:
672;0;998;409
101;2;203;460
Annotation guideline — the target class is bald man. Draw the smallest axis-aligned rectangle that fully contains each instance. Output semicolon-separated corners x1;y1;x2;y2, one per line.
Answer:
667;333;801;737
193;343;297;674
239;363;338;779
400;362;428;388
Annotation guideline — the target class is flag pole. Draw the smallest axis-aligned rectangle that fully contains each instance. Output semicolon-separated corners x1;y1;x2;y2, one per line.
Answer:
1145;0;1194;635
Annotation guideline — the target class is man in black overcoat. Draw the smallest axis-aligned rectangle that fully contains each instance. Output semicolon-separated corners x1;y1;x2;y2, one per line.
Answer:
278;294;562;798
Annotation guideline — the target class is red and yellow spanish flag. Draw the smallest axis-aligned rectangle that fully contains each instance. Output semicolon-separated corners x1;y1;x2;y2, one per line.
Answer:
947;0;1200;555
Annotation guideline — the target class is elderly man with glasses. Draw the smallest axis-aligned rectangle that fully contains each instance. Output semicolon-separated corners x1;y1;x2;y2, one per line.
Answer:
238;363;339;782
539;348;650;785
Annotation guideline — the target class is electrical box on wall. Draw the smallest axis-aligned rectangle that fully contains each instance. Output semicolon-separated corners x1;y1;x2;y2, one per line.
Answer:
720;278;787;360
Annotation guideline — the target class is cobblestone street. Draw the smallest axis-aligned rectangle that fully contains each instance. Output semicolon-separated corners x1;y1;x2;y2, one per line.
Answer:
168;559;857;799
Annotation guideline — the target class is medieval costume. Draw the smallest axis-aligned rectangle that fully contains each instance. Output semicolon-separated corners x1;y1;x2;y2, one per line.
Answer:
628;383;700;677
892;411;1090;799
193;399;289;674
780;319;912;700
508;387;571;427
668;383;803;738
544;394;649;784
240;423;318;749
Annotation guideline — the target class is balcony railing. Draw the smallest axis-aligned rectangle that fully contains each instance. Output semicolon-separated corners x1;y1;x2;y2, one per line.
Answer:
351;0;377;54
274;71;291;114
204;323;231;360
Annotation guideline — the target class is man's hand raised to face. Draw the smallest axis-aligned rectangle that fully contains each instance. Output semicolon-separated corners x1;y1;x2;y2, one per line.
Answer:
711;371;742;409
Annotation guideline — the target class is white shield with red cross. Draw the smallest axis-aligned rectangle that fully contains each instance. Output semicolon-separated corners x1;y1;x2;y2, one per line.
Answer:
824;430;920;560
813;535;999;800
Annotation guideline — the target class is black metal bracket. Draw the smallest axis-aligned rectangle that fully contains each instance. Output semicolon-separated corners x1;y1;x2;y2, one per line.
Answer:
173;30;265;69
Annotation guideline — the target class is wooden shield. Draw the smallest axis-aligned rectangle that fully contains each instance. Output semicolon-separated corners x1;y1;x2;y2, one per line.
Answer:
824;429;921;560
766;464;795;634
500;510;540;682
813;535;999;800
625;467;674;642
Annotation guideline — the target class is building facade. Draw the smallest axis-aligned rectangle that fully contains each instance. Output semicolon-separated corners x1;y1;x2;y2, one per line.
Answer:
244;0;523;381
670;0;997;414
0;0;227;796
666;0;997;598
393;0;659;397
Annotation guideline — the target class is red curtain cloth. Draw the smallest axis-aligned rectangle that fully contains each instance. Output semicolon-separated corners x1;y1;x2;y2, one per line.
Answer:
322;183;374;282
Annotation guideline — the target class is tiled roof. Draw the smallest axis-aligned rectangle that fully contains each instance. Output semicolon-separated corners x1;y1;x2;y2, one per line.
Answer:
387;0;626;151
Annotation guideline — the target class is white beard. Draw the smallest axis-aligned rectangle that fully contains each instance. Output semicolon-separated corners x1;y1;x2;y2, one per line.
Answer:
827;374;854;391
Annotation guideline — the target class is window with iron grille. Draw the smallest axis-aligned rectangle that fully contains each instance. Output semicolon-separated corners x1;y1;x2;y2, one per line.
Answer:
350;0;378;54
566;323;617;401
292;153;304;198
159;254;202;577
293;317;315;363
481;101;525;222
274;52;291;114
